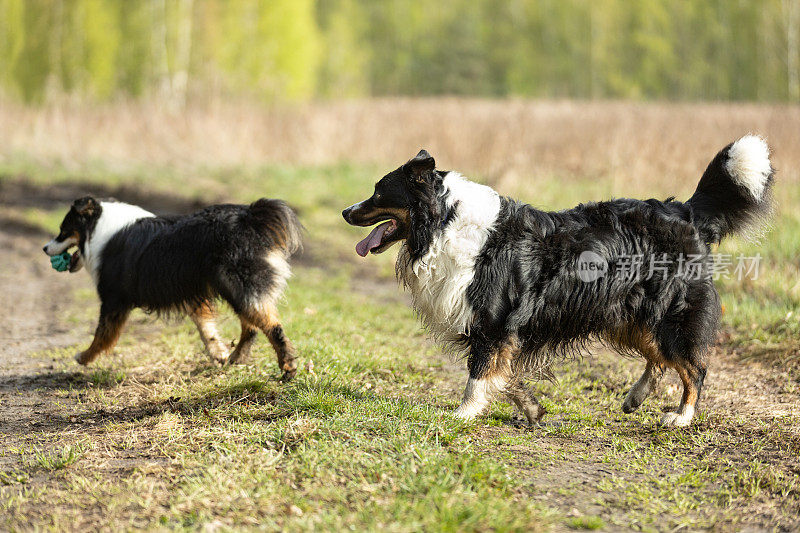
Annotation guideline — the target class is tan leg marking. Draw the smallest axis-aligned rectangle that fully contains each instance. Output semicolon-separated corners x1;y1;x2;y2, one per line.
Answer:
506;383;546;425
227;317;259;365
243;301;297;380
76;308;130;365
606;325;667;414
189;301;230;364
661;364;699;427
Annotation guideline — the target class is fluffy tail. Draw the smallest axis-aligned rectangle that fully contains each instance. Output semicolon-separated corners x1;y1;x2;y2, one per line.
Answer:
688;135;774;244
248;198;304;255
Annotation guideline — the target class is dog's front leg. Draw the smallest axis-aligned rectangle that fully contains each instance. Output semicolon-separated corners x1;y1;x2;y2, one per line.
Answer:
76;304;130;365
453;340;515;420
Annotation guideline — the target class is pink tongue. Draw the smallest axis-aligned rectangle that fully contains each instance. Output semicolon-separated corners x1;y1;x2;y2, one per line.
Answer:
356;221;392;257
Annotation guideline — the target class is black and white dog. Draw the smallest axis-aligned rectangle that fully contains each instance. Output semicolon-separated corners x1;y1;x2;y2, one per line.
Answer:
43;197;303;380
343;136;774;427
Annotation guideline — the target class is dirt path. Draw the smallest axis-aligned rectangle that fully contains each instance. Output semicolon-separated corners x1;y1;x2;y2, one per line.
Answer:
1;217;84;359
0;181;211;476
0;219;113;512
0;215;90;445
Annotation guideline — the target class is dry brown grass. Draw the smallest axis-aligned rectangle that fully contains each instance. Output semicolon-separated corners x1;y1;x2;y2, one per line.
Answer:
1;98;798;195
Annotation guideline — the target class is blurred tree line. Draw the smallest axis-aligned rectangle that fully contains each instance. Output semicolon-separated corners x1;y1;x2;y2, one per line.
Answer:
1;0;799;104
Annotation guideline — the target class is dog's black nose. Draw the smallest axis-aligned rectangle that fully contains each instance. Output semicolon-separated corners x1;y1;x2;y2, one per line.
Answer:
342;208;351;223
42;245;48;253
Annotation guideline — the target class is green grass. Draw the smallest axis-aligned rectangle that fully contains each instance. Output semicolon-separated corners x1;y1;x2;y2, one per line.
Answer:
568;515;605;530
1;159;799;531
31;444;85;471
88;368;127;387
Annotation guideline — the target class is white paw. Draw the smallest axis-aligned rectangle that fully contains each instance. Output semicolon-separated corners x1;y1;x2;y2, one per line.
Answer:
452;378;495;421
660;412;679;426
212;354;230;365
210;342;231;364
660;406;694;427
452;405;478;420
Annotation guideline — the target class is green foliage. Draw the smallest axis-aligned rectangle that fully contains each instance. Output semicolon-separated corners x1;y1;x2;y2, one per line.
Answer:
212;0;321;99
81;0;121;99
316;0;369;97
1;0;799;103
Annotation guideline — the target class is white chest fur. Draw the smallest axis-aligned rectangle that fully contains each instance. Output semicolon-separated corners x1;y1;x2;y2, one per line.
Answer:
84;201;155;282
397;173;500;344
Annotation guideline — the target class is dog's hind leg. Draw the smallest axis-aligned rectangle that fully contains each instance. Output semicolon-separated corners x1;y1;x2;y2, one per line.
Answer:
661;357;707;427
189;301;230;364
454;338;518;421
610;325;666;414
227;317;259;365
242;301;297;381
622;361;666;414
506;383;546;425
76;304;130;365
657;289;717;427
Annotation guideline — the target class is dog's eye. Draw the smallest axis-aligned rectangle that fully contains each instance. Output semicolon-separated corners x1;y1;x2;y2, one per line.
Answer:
374;192;382;201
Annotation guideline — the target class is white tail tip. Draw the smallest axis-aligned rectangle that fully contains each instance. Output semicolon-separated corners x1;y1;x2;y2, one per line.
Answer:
726;135;772;200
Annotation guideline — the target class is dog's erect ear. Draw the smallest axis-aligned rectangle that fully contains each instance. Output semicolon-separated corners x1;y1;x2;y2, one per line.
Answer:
72;196;99;217
406;149;436;182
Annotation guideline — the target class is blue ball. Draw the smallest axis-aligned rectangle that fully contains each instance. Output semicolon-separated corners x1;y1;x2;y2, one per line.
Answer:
50;252;71;272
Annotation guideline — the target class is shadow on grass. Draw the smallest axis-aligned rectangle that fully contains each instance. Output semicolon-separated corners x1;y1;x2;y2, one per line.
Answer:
0;176;214;215
0;373;374;438
0;369;113;392
0;214;50;237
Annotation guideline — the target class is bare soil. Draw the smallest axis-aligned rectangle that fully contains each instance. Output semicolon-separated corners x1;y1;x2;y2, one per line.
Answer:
0;180;211;486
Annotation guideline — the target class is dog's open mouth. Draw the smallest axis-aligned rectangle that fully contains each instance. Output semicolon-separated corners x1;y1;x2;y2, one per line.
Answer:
57;247;82;273
355;219;398;257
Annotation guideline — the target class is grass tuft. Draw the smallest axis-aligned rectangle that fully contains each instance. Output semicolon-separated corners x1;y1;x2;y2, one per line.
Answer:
88;368;126;387
568;515;606;530
31;444;84;471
